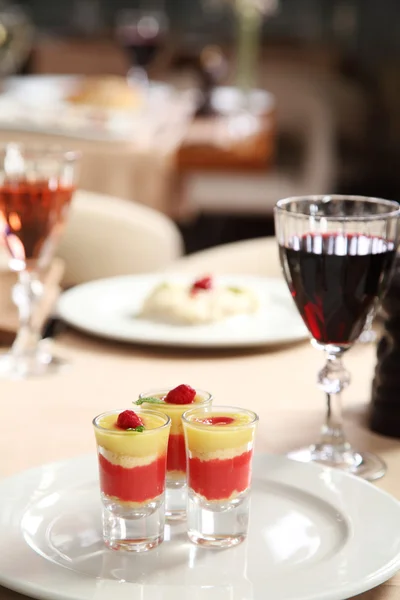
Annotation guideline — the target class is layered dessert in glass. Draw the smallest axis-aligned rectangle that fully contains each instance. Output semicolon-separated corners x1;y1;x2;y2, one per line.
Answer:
136;384;212;519
182;405;258;548
93;408;170;552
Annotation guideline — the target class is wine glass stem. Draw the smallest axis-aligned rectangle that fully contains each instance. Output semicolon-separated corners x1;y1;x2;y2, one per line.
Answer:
11;271;43;359
317;353;351;451
320;391;347;446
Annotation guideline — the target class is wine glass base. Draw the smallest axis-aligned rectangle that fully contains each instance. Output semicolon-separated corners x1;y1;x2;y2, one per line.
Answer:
0;349;69;380
287;446;386;482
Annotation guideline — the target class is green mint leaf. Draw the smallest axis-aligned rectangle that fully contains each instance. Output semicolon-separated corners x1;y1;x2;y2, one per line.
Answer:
228;286;244;294
126;426;145;432
134;396;165;405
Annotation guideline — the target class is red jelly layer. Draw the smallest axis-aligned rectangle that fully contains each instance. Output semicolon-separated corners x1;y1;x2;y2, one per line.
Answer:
98;453;167;503
188;450;253;500
167;434;186;473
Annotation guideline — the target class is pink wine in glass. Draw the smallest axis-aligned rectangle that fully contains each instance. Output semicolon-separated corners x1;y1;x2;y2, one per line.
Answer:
0;180;75;268
279;233;396;348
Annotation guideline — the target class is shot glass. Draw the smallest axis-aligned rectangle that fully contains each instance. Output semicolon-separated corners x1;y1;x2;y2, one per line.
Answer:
137;388;212;520
93;408;170;552
182;405;258;548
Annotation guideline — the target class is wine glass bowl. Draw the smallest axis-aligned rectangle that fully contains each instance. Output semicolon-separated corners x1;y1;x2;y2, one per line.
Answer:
115;8;168;84
0;144;80;379
1;146;77;271
274;195;400;481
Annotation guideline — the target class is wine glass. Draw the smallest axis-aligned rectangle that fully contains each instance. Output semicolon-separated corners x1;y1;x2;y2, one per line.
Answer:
0;144;80;379
274;195;400;481
115;8;168;85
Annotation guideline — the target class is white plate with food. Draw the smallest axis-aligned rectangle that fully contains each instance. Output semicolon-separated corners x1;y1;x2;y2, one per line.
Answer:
0;75;194;142
0;453;400;600
57;274;309;348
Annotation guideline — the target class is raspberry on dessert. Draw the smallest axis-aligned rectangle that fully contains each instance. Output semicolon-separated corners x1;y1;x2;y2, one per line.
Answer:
117;410;144;430
165;384;196;405
191;275;213;294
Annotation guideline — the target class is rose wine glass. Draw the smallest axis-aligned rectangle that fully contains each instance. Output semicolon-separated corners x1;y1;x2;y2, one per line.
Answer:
274;195;400;481
0;144;80;379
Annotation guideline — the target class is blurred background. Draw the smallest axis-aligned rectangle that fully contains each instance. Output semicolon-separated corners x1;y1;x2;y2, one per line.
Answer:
1;0;399;254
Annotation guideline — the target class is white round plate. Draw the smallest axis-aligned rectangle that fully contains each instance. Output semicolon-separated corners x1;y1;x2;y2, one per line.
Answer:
0;454;400;600
57;274;309;348
0;76;184;142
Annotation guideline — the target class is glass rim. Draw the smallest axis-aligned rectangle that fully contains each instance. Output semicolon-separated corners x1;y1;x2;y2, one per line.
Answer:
0;143;81;163
274;195;400;222
92;408;171;434
137;388;213;407
181;405;259;430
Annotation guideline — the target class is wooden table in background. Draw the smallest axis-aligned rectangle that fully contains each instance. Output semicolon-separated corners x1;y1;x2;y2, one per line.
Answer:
1;237;399;600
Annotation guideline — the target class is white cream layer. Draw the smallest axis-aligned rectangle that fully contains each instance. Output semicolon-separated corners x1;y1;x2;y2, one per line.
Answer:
166;469;186;481
99;446;158;468
189;443;250;462
102;492;162;508
139;282;259;325
192;488;249;504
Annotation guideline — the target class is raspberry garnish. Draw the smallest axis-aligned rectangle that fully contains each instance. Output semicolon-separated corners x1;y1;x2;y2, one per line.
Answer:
191;275;213;294
117;410;144;430
165;384;196;405
201;416;235;426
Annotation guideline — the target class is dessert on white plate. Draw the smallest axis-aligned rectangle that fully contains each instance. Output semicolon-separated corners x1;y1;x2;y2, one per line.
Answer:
138;275;259;325
66;76;144;111
57;273;308;347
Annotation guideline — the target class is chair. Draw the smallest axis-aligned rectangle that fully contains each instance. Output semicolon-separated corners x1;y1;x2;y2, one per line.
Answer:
57;190;184;287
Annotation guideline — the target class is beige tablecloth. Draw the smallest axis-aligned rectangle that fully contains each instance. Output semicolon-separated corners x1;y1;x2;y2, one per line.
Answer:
1;237;399;600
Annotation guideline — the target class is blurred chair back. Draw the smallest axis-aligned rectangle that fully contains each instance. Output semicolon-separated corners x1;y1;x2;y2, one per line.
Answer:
181;64;336;217
57;190;183;287
257;61;336;195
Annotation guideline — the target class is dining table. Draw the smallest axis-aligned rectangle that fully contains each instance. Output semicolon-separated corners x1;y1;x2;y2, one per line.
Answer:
0;236;399;600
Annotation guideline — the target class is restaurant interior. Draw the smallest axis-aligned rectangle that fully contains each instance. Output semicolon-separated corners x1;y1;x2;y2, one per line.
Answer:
1;1;400;599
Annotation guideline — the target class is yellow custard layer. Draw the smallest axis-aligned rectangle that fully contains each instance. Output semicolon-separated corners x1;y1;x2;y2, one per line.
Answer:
183;412;256;453
139;393;211;435
94;411;170;457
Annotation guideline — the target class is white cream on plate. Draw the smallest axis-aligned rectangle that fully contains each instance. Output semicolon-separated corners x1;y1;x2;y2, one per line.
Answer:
138;280;259;325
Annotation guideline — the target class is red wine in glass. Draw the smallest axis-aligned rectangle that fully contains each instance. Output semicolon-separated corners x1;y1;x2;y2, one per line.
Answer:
116;11;167;71
275;195;400;482
279;233;396;349
0;180;75;270
121;28;164;69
